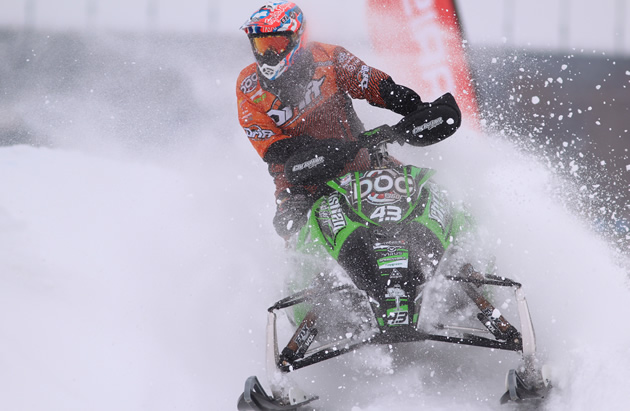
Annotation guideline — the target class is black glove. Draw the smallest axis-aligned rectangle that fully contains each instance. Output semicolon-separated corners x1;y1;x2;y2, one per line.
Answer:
273;190;313;239
379;77;423;116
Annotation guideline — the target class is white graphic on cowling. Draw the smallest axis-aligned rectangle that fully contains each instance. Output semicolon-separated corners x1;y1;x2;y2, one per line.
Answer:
355;169;416;206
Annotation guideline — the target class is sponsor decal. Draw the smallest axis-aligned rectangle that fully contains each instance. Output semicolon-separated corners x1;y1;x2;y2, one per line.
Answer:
328;194;347;235
266;76;326;126
377;249;409;269
253;93;267;104
355;169;415;205
427;182;450;231
240;72;258;94
315;60;333;67
359;65;370;90
245;125;275;141
295;324;314;346
266;3;292;24
338;52;361;72
412;117;444;135
297;76;325;111
374;240;407;248
292;156;325;172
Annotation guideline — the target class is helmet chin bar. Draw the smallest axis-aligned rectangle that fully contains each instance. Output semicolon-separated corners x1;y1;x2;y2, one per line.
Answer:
259;60;288;80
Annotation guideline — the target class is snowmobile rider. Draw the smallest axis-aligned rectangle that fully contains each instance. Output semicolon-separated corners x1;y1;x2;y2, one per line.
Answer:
236;1;462;240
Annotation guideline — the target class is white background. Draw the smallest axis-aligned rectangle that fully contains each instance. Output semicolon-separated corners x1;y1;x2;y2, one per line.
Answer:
0;0;629;54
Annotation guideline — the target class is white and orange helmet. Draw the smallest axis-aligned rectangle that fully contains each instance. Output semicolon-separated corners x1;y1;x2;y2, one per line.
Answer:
241;1;306;80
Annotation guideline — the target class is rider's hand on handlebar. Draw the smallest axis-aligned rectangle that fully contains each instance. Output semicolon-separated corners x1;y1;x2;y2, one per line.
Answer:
359;125;400;149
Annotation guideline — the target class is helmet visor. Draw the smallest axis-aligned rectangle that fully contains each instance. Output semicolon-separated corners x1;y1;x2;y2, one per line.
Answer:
250;33;292;56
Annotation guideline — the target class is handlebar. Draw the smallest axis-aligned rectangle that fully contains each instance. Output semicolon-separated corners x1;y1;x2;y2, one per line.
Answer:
358;124;399;169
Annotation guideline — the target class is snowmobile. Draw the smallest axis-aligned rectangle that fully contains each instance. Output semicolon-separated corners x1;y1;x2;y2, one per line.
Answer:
237;94;551;410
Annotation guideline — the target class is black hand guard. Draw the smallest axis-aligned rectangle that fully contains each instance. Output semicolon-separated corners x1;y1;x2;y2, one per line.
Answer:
284;139;361;185
393;93;462;147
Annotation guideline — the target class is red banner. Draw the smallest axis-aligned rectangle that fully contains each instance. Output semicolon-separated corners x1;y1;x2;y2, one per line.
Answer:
366;0;480;130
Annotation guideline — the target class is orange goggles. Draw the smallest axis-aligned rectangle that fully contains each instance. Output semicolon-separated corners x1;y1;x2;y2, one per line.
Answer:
250;34;292;56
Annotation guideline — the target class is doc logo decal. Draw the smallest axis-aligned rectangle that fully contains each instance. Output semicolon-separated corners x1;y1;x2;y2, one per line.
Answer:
240;72;258;94
355;169;415;205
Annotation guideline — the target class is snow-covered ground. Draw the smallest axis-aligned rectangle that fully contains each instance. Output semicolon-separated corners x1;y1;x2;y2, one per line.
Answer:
1;28;629;411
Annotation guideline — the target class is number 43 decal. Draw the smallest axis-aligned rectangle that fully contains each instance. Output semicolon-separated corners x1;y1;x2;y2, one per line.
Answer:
387;310;409;325
370;206;402;222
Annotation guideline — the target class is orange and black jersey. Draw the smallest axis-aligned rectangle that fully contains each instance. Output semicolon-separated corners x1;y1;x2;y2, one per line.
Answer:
236;42;420;198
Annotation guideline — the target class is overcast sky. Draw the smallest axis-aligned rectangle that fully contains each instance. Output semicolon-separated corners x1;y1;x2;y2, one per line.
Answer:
0;0;628;54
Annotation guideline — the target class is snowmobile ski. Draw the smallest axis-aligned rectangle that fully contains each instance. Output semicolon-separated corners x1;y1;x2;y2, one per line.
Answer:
237;376;318;411
500;368;551;404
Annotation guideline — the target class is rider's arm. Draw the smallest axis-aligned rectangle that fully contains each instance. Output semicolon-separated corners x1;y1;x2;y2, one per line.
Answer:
237;85;321;166
238;86;361;188
331;47;462;146
283;138;361;185
332;46;423;116
237;83;298;200
237;92;292;161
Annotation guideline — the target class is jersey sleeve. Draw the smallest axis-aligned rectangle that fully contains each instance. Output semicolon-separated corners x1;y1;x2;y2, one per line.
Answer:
236;71;296;198
236;79;292;160
332;46;391;108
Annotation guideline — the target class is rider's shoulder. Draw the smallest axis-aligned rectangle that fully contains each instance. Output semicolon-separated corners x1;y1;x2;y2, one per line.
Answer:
311;42;361;66
309;42;349;62
236;63;260;95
